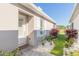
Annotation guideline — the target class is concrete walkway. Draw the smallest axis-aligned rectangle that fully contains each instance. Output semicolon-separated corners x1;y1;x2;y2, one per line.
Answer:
21;44;54;56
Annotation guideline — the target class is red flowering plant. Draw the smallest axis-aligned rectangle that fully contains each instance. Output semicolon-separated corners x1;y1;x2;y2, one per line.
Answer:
49;28;59;38
41;28;59;45
65;29;78;48
65;29;78;39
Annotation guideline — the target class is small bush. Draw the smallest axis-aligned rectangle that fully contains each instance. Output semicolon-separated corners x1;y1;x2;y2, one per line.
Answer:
41;36;47;46
65;38;74;48
65;29;78;39
50;29;59;38
46;35;54;42
65;29;77;48
41;35;54;45
67;51;79;56
0;48;21;56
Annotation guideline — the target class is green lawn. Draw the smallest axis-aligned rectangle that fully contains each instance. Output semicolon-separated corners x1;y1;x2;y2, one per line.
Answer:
50;29;66;56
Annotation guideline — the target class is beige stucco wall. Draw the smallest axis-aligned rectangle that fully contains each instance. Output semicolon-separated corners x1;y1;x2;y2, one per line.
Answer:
34;16;41;30
70;4;79;42
27;16;35;46
0;4;18;30
34;16;54;33
0;4;18;51
72;14;79;42
72;14;79;30
45;20;54;30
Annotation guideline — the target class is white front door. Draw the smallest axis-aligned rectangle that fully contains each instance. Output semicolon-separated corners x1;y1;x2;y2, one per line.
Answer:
18;14;28;46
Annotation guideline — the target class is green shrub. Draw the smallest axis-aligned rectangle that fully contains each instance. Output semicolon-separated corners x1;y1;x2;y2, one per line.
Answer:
67;51;79;56
0;48;21;56
46;35;54;42
41;35;55;45
50;29;59;38
41;36;46;46
65;38;74;48
65;29;78;39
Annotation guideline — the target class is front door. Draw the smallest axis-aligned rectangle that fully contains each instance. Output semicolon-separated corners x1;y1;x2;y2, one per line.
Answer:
18;14;28;47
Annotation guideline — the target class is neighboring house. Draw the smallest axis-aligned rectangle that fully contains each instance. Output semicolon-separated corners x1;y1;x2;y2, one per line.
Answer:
69;3;79;42
0;3;56;51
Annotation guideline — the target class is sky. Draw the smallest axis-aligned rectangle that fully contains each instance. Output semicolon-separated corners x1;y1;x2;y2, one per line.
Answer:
35;3;74;26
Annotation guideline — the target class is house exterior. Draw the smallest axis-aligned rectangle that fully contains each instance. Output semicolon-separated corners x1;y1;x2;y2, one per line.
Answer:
0;3;56;51
69;3;79;42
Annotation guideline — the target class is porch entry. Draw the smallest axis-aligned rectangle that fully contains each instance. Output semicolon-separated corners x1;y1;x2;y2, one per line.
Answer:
18;13;29;47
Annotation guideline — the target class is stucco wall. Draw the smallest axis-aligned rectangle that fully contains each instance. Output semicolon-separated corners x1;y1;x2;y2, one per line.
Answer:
0;4;18;30
72;14;79;30
45;20;54;30
34;16;54;37
34;16;55;46
45;20;54;35
72;14;79;42
27;16;35;46
33;16;42;46
0;4;18;51
34;16;41;37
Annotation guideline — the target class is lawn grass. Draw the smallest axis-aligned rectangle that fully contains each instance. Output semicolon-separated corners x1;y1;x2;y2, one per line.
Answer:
50;29;66;56
59;29;65;35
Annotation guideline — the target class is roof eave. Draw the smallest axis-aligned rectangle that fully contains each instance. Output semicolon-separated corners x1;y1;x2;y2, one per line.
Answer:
69;3;77;23
20;3;56;24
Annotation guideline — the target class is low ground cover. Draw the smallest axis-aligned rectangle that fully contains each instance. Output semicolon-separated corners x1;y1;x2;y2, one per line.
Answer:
0;48;21;56
50;34;65;56
68;51;79;56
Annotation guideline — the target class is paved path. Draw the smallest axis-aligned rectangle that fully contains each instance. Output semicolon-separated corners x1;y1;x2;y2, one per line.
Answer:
21;45;54;56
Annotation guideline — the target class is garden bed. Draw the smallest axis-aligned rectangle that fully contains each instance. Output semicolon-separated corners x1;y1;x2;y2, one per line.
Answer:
50;34;65;56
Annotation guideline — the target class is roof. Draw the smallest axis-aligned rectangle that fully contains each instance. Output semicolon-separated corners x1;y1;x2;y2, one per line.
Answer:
19;3;56;24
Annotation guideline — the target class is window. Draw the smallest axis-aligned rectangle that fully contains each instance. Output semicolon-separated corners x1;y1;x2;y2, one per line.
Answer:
40;19;44;34
19;19;23;27
72;23;74;29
